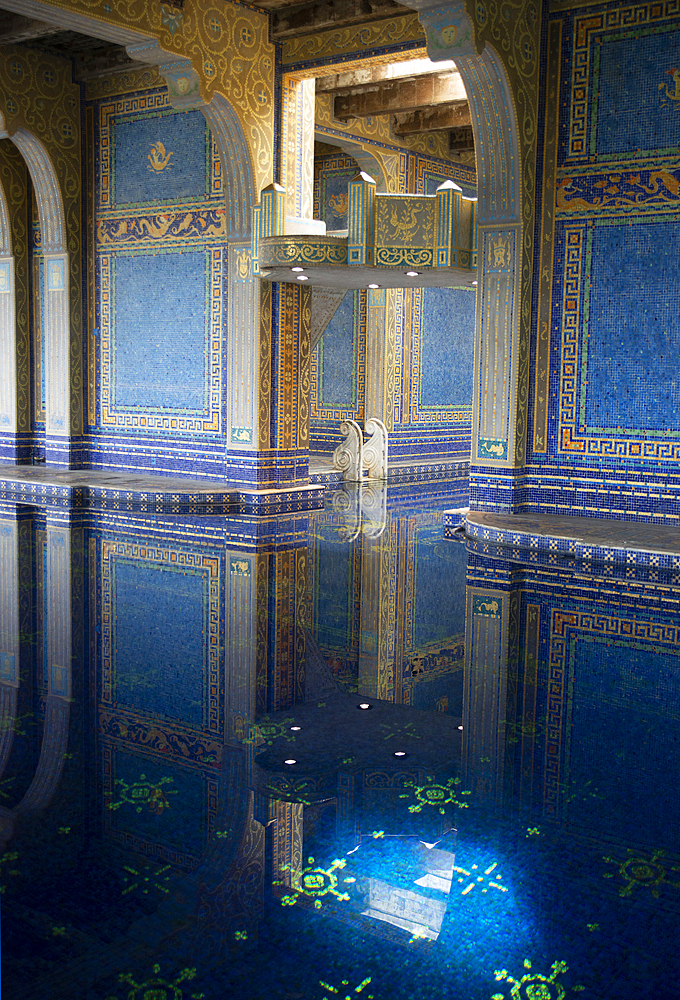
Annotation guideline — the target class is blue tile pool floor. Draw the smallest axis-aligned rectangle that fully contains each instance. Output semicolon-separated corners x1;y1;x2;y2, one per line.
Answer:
0;487;678;999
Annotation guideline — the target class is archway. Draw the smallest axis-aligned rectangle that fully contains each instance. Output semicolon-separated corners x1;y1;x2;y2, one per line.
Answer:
0;174;16;453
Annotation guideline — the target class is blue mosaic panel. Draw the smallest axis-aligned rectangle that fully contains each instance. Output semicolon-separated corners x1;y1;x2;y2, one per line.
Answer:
567;636;680;845
112;559;206;727
584;221;680;433
112;109;210;206
413;524;466;647
113;250;208;412
597;28;680;156
319;291;357;409
420;288;475;408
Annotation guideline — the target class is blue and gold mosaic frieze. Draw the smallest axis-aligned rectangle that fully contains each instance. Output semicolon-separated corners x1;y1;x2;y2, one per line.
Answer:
314;153;356;231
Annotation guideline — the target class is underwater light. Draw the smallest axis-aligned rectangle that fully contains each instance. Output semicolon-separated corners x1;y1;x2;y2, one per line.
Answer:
406;271;419;277
297;275;309;280
284;759;297;765
368;283;380;289
290;726;301;731
394;751;408;758
358;703;372;710
291;266;304;272
458;725;463;730
472;280;478;285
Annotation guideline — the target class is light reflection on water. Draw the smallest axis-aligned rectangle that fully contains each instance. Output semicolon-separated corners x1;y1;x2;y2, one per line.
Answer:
0;492;678;999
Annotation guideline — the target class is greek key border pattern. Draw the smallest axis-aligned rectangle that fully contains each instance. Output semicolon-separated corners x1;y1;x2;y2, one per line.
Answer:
99;248;223;434
558;221;680;460
568;0;680;161
545;608;680;816
99;92;222;210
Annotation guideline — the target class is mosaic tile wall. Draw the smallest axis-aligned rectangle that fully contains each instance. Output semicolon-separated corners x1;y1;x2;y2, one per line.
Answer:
312;151;476;459
527;0;680;520
466;548;680;842
86;85;228;479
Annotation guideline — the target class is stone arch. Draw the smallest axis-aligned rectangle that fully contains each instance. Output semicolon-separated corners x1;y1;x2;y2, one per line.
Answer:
409;1;526;469
0;174;16;440
202;94;255;238
0;174;10;253
0;520;71;847
0;120;71;439
314;130;388;193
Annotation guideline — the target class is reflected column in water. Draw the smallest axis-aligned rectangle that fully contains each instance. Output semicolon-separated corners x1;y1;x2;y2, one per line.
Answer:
0;509;76;844
358;516;394;702
227;542;308;741
0;512;24;786
463;575;519;805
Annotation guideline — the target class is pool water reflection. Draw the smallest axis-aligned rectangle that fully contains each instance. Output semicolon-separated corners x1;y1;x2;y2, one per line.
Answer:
0;489;678;999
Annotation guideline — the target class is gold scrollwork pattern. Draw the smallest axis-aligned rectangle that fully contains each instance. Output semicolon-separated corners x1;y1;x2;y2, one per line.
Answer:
259;238;348;268
298;287;312;451
14;0;275;197
374;247;435;267
0;46;83;435
282;13;425;64
85;65;164;100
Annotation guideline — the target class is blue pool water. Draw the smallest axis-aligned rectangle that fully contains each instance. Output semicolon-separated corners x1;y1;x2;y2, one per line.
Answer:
0;488;678;999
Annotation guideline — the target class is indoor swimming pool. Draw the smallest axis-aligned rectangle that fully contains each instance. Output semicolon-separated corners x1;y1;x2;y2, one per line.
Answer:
0;486;678;999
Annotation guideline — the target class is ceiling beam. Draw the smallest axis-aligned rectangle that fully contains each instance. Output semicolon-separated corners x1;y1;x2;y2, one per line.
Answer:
333;72;467;120
391;102;470;135
0;12;61;45
263;0;410;39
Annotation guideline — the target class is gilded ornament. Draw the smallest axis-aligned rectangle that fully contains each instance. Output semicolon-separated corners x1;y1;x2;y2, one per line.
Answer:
399;775;471;814
147;140;174;172
275;855;351;909
108;774;177;814
492;958;583;1000
603;848;680;898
